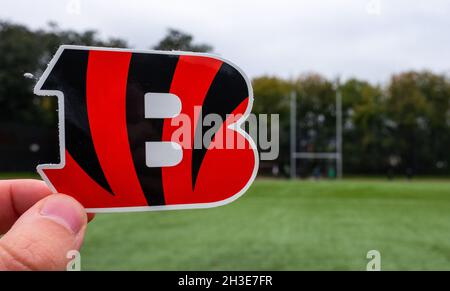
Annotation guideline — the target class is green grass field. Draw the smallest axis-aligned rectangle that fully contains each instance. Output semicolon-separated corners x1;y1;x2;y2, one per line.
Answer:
1;173;449;270
74;179;450;270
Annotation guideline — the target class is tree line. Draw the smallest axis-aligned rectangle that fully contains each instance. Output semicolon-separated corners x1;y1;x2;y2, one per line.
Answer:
1;20;449;175
252;73;450;176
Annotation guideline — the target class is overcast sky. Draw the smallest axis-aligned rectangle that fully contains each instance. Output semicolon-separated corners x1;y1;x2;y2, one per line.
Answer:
1;0;450;83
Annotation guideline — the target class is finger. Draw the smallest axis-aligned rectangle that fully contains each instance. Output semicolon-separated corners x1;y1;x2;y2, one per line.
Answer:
0;194;88;271
0;179;94;231
0;179;53;234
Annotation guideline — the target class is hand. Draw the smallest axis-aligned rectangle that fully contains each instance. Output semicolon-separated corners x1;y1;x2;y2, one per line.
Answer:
0;179;91;270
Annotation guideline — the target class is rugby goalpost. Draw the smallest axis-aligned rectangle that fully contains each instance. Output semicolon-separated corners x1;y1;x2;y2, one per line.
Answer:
289;81;343;179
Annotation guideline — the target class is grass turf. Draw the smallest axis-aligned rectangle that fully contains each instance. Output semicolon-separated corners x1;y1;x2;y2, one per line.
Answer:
75;179;450;270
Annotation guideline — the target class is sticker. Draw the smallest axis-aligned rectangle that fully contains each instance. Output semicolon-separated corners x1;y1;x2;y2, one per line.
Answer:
34;45;258;212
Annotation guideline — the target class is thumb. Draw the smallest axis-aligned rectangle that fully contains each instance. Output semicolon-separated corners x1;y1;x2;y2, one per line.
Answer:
0;194;88;270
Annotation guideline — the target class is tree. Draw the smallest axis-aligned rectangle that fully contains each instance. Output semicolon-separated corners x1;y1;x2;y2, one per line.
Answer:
153;28;213;52
294;74;336;153
252;72;450;176
385;71;450;175
252;76;291;175
0;21;128;126
340;79;386;173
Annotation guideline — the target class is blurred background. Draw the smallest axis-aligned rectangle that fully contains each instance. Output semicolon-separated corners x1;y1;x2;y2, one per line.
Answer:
1;0;450;270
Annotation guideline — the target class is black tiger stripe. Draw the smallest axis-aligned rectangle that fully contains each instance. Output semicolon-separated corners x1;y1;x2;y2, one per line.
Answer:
41;49;113;194
192;63;249;189
125;53;179;206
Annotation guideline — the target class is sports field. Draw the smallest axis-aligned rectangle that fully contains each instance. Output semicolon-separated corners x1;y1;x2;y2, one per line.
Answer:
73;178;450;270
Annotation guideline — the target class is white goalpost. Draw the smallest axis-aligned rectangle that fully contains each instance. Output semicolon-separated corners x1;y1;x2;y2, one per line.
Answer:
289;82;343;179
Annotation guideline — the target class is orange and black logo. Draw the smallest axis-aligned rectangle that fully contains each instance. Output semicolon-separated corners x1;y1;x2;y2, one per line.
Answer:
35;46;258;211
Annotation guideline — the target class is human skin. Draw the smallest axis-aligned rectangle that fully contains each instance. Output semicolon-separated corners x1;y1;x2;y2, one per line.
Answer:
0;179;93;270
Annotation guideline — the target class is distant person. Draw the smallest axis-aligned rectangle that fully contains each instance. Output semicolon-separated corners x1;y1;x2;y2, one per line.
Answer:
0;179;93;270
327;167;336;179
272;164;280;176
387;155;401;181
312;166;321;180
